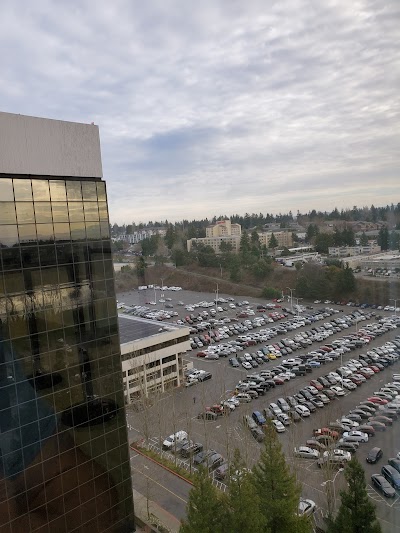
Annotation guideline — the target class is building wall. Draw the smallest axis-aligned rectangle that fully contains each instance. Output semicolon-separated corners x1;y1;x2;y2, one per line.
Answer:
328;245;381;257
0;114;134;531
205;220;241;238
187;235;241;253
259;231;293;248
120;328;191;403
0;111;103;178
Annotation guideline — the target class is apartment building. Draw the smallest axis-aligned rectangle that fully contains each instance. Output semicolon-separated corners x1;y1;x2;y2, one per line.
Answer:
258;231;293;248
205;219;241;238
328;244;381;257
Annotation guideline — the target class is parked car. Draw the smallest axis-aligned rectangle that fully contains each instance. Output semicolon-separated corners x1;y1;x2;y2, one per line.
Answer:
272;419;286;432
342;431;369;443
371;474;396;498
294;405;311;417
215;463;229;480
181;441;203;458
298;498;316;517
381;465;400;490
366;447;383;464
294;446;320;459
162;430;188;450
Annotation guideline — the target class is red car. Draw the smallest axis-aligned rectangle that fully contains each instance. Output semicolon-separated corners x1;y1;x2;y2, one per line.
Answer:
273;377;285;385
367;397;389;405
359;369;372;379
196;351;207;358
368;366;380;373
310;380;323;391
313;428;339;439
349;375;363;385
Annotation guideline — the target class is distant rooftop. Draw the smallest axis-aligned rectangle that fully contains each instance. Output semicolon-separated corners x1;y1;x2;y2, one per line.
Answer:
118;314;182;344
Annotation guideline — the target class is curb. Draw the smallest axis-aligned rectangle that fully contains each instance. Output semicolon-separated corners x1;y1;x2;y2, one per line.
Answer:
130;443;194;486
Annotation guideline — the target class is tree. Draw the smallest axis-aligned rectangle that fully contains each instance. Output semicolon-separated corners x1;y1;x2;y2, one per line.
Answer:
315;233;334;254
251;421;311;533
359;232;369;246
219;241;233;253
377;227;389;250
268;233;278;250
136;256;147;280
180;467;226;533
327;458;381;533
223;450;265;533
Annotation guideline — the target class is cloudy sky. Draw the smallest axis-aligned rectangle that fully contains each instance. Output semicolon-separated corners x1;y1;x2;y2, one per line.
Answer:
1;1;399;224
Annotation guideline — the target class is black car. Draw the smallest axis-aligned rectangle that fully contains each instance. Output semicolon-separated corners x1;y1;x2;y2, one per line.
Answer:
366;447;383;464
371;474;396;498
207;452;224;471
180;441;203;458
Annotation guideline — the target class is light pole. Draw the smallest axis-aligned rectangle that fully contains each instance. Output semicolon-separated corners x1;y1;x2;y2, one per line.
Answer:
215;284;219;317
321;467;344;518
295;297;303;317
286;287;295;314
389;298;398;317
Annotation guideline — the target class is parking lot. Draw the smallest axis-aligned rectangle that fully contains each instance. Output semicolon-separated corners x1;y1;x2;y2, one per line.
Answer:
122;287;400;531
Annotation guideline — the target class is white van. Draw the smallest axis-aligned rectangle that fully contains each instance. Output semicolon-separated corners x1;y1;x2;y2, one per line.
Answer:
236;393;252;403
162;431;188;450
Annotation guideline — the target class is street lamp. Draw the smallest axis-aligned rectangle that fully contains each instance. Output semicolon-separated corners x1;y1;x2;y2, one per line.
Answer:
295;297;303;317
321;467;344;518
286;287;295;313
389;298;398;317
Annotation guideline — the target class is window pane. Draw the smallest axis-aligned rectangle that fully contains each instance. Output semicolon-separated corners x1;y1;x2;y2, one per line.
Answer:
96;181;106;201
0;225;19;247
0;178;14;200
68;202;84;222
84;202;99;221
49;180;66;201
100;221;110;239
34;202;53;223
39;244;56;266
1;247;22;270
86;222;101;240
32;180;50;201
16;202;35;224
66;181;82;201
18;224;37;245
36;223;54;243
13;179;32;201
20;246;40;268
53;223;71;241
82;181;97;200
52;203;69;222
0;203;16;224
70;222;86;241
98;202;108;221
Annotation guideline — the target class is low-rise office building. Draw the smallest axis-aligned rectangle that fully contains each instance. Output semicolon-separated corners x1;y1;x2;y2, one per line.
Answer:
328;245;381;257
119;315;191;403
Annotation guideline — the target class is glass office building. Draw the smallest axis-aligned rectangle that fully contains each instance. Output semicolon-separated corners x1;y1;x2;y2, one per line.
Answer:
0;113;135;531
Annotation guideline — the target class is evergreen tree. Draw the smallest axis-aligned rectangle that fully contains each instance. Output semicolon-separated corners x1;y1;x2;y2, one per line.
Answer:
327;458;381;533
180;467;226;533
359;232;369;246
377;227;389;250
222;450;266;533
136;256;147;281
251;422;312;533
268;233;278;249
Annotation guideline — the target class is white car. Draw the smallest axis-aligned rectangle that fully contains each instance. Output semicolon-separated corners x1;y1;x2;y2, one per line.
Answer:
272;419;286;433
305;386;319;396
330;386;346;397
322;449;351;462
242;361;252;370
298;498;316;517
342;379;357;391
295;405;311;417
162;430;188;450
294;446;319;459
342;431;369;443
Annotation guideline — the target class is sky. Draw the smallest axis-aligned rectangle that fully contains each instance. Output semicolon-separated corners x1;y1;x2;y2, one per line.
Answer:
1;0;399;224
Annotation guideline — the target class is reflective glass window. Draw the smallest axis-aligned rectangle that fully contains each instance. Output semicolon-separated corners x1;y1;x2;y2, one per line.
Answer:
52;203;69;222
56;243;73;266
3;270;24;294
100;222;110;239
66;181;82;201
20;247;40;268
49;180;66;202
13;179;32;201
32;180;50;201
54;223;71;241
98;202;108;221
0;203;17;224
16;202;35;224
39;244;56;266
70;222;86;241
34;202;53;223
0;225;19;247
18;224;37;245
82;181;97;201
72;242;87;263
86;222;101;240
1;247;22;270
68;202;84;222
0;178;14;200
96;181;106;201
36;223;54;243
84;202;99;221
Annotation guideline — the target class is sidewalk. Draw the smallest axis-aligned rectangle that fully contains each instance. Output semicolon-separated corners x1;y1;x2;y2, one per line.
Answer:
133;488;181;533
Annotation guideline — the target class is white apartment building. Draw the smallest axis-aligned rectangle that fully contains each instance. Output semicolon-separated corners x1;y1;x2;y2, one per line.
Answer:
328;244;381;257
119;315;191;403
114;227;167;244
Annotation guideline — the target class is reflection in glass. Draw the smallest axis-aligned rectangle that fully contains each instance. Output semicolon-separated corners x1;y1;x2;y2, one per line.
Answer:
96;181;106;201
84;202;99;221
0;225;19;247
20;246;40;268
1;247;22;270
36;223;54;243
3;270;25;294
56;243;73;266
100;221;110;238
0;178;14;200
68;202;84;222
39;244;56;266
0;203;17;224
18;224;37;244
82;181;97;200
52;202;69;222
49;180;66;201
16;202;35;224
70;222;86;241
98;202;108;221
86;222;101;240
34;202;53;223
13;179;32;201
32;179;50;201
53;223;71;241
67;180;82;201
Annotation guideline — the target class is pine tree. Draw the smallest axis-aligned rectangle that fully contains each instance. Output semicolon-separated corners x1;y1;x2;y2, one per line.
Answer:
327;458;381;533
180;467;226;533
268;233;278;249
251;422;312;533
222;450;266;533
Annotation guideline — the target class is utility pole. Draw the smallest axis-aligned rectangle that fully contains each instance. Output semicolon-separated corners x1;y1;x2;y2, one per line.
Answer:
286;286;295;313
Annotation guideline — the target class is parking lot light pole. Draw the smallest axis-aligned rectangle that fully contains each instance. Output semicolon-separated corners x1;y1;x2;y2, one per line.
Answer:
286;287;295;313
389;298;398;317
321;467;344;517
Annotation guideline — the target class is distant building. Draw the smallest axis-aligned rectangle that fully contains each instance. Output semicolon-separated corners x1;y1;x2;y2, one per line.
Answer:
119;315;191;403
187;219;242;253
115;227;167;244
328;244;381;257
205;219;241;238
259;231;293;248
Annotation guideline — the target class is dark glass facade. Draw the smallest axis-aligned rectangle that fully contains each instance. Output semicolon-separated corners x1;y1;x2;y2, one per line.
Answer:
0;176;134;531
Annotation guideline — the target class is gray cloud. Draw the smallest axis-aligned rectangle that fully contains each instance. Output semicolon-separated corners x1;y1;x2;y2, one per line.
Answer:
1;0;399;223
